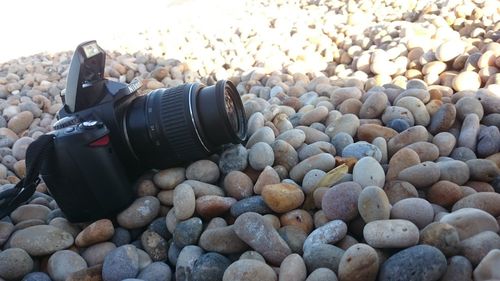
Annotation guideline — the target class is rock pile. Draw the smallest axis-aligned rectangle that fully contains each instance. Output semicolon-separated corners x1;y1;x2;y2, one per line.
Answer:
0;0;500;280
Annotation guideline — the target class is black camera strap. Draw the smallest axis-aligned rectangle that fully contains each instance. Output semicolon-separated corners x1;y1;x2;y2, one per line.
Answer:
0;134;55;219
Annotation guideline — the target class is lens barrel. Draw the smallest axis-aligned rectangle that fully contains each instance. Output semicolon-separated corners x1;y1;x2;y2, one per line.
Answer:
125;80;246;168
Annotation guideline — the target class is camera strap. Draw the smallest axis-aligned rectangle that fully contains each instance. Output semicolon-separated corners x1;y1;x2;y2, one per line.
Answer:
0;134;55;219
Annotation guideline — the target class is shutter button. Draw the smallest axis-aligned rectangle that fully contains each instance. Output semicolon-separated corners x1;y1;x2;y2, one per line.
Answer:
82;121;103;129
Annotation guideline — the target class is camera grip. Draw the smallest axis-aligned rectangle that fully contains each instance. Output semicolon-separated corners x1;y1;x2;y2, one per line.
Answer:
41;122;134;222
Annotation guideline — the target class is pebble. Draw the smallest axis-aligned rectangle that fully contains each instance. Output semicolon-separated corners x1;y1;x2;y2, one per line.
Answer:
321;182;362;221
117;196;160;229
437;160;470;185
10;204;51;224
306;268;338;281
300;106;329;125
12;137;34;160
441;255;473;281
173;183;196;220
474;249;500;281
173;217;203;248
419;222;460;256
352;156;385;188
0;221;14;246
452;192;500;217
223;171;254;199
455;96;484;120
427;180;463;208
289;153;335;183
0;248;33;280
141;230;168;261
381;106;414;126
8;111;33;134
303;243;345;273
390;198;434;229
461;231;500;266
246;126;275;148
102;245;139;281
387;125;428;156
175;245;204;281
75;219;114;248
196;195;236;218
47;250;88;281
428;103;457;135
342;142;382;162
276;129;306;149
222;259;277;281
440;208;499;240
386;148;420;180
452;71;482;91
199;225;248;254
219;144;248;174
398;161;441;189
137;262;172;281
253;166;281;194
230;196;273;217
248;142;274;170
358;186;391;223
363;219;419;248
338;243;379;281
186;160;220;183
247;112;265;136
233;212;291;265
303;220;347;251
432;132;456;156
325;114;360;138
395;96;430;126
331;133;354;155
262;183;304;213
22;272;52;281
81;242;116;266
477;126;500;158
279;254;307;281
277;225;308;255
378;245;447;281
153;167;185;190
10;225;74;256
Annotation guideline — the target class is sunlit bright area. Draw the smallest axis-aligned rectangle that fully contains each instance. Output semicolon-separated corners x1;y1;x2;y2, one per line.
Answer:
0;0;242;62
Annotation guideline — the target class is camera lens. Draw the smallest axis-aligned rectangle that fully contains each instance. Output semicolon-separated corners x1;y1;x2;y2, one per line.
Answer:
124;80;246;168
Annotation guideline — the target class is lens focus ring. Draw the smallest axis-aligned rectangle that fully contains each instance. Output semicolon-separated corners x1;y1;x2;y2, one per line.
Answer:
158;84;209;161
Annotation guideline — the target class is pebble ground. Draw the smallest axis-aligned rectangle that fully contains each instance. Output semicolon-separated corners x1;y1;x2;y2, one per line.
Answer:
0;0;500;280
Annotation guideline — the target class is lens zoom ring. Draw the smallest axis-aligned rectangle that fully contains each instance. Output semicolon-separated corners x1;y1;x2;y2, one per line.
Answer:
159;86;207;160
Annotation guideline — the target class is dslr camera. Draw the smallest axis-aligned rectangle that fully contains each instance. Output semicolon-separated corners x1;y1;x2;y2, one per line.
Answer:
41;41;247;222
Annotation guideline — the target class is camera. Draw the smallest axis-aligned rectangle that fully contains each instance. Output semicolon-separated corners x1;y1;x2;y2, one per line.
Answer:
41;41;247;222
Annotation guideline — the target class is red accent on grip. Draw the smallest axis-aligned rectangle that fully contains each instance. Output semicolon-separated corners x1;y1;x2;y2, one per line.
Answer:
89;135;110;147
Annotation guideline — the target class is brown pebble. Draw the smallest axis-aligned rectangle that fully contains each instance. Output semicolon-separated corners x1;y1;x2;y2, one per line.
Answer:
262;183;305;213
195;196;236;219
75;219;114;248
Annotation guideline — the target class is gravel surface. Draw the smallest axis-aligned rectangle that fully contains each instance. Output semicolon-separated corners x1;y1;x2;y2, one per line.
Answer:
1;0;500;280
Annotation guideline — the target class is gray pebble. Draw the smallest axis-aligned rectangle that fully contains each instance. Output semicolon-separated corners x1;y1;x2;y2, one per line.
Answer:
0;248;33;280
248;142;274;170
173;217;203;248
192;252;231;281
342;141;382;161
102;245;140;281
230;196;273;217
47;250;87;281
137;262;172;281
218;144;248;174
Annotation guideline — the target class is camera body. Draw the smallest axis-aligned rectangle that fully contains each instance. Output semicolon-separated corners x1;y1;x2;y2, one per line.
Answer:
41;121;134;222
41;41;246;222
